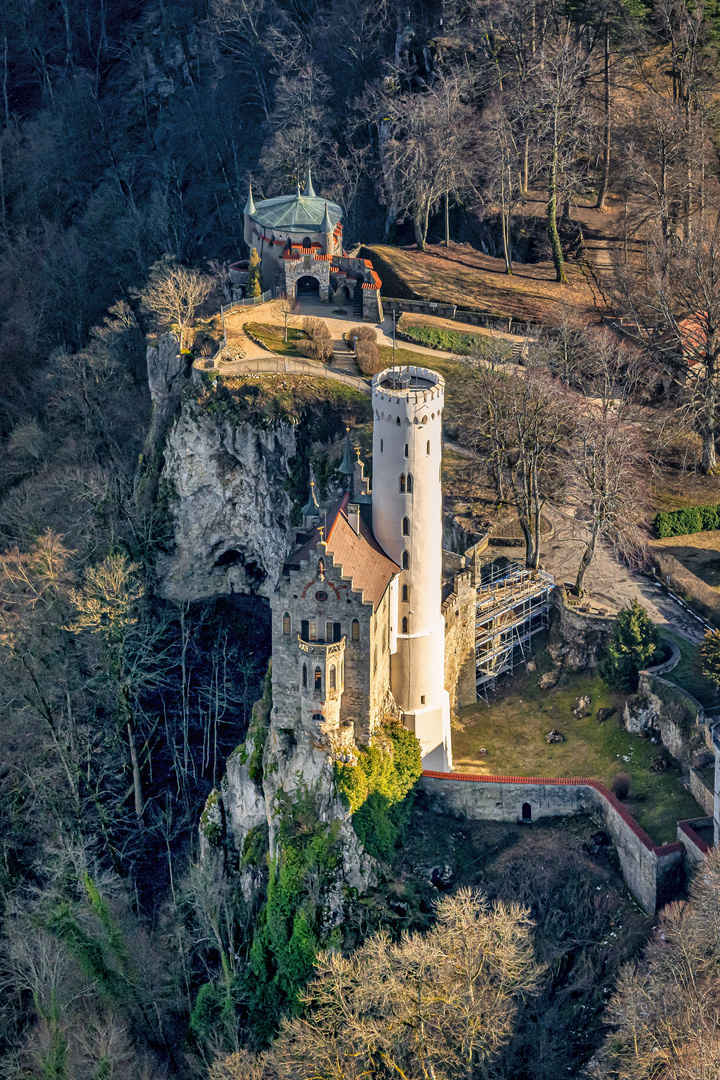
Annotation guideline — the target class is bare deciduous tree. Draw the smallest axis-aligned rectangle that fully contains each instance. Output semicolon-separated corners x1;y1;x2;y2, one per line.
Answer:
137;257;213;351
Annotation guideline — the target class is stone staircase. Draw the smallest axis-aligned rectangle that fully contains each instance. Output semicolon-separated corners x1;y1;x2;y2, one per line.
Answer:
353;282;364;318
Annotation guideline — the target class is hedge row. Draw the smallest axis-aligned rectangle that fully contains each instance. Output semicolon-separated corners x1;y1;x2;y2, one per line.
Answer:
654;504;720;538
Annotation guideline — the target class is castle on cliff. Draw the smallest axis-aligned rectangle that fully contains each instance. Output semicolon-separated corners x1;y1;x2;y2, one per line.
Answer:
243;170;383;320
269;365;480;772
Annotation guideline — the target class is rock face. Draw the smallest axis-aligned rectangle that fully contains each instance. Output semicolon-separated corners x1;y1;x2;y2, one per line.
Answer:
203;693;377;912
156;399;297;600
146;333;194;449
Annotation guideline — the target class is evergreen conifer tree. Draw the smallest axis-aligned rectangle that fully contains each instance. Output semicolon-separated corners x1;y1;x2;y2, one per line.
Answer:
248;247;263;298
598;599;660;692
700;629;720;688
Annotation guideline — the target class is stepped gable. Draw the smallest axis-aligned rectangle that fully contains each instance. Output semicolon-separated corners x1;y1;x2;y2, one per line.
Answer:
286;492;399;610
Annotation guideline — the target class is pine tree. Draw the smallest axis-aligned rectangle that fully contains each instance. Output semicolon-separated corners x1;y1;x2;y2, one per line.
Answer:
700;629;720;688
248;247;263;298
599;599;660;692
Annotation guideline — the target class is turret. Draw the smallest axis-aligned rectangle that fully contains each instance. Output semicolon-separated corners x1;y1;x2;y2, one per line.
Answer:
303;167;316;198
243;183;256;247
321;201;333;255
301;468;321;530
371;365;452;771
339;428;355;490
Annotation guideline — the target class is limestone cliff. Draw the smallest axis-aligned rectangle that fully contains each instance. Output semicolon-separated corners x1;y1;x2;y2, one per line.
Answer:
201;674;377;917
156;396;297;601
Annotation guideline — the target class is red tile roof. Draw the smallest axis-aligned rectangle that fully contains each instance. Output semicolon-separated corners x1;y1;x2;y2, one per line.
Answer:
288;493;398;609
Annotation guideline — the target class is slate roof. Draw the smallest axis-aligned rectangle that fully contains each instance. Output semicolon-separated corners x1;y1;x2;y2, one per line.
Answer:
286;494;399;610
249;193;343;231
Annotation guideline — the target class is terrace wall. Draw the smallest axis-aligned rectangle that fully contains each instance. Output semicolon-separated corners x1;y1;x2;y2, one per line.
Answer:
420;771;685;913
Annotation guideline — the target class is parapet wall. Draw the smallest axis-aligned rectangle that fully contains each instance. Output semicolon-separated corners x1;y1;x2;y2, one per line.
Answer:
420;771;685;913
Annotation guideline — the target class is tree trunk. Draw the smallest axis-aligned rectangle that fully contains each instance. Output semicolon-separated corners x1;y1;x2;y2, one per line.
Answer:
547;132;567;284
414;214;425;251
444;190;449;246
575;529;600;596
701;424;717;474
596;25;611;210
127;720;144;818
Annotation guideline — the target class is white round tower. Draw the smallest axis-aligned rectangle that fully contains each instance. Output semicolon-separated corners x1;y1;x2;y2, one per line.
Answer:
371;366;452;771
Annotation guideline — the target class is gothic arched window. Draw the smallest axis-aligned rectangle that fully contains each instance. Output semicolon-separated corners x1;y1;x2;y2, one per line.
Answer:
402;517;410;536
402;551;409;570
351;618;360;641
402;616;408;634
406;474;413;493
402;584;409;602
282;612;291;635
396;417;401;426
314;667;322;692
399;474;406;493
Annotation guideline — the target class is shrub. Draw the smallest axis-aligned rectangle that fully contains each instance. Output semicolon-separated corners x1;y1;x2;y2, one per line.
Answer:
334;720;422;858
654;503;720;538
348;325;383;375
612;772;631;800
301;317;333;363
599;599;661;692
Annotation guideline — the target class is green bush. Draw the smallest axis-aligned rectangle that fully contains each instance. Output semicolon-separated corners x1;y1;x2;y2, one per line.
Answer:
599;600;661;692
654;503;720;537
335;720;422;858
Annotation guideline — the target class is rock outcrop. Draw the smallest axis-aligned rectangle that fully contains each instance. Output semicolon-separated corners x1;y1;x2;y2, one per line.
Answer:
156;399;297;600
146;333;194;450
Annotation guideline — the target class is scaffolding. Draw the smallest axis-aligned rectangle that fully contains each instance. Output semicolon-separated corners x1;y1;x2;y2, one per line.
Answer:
475;561;555;700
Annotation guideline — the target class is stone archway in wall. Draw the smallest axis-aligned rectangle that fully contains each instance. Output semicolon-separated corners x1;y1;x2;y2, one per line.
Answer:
296;274;320;296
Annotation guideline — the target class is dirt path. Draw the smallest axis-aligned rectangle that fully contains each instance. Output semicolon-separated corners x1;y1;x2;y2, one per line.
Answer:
444;440;706;645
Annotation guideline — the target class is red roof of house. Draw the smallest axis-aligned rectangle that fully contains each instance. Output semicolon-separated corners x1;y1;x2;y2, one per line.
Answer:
287;493;399;609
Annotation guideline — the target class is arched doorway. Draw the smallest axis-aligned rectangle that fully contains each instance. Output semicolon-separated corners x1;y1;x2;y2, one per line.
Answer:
341;285;350;300
521;802;532;823
297;275;320;296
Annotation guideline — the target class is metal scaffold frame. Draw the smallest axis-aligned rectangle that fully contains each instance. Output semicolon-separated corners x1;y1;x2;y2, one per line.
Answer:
475;561;554;700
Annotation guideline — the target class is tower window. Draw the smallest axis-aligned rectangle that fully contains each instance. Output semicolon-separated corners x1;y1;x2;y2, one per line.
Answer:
351;618;360;641
329;665;336;690
314;666;322;692
302;663;307;689
373;647;378;672
402;584;409;602
404;443;409;457
399;474;406;493
396;417;401;426
282;612;291;635
380;439;383;452
421;416;428;425
402;551;409;570
382;628;387;652
407;474;413;493
402;517;410;536
402;616;408;634
421;695;425;704
426;440;430;455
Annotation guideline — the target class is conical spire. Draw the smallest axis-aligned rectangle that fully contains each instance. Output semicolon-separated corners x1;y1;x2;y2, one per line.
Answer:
244;183;256;216
321;201;333;233
303;166;316;198
301;469;320;519
339;427;354;478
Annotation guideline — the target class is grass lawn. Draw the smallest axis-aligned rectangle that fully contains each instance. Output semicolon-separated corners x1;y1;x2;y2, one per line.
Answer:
399;322;511;356
453;644;703;845
659;629;719;709
245;322;308;356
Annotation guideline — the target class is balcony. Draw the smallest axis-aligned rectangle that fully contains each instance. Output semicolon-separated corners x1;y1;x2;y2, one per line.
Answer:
297;635;346;657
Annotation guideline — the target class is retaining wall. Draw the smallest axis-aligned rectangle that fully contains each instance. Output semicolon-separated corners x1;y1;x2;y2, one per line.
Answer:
420;771;685;914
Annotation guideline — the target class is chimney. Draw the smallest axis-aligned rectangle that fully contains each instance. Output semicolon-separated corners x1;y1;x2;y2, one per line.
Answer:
348;503;360;535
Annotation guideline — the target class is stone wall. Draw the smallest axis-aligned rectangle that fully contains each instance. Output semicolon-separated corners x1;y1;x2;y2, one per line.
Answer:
551;592;614;670
420;771;685;913
637;671;709;769
689;767;715;817
443;568;477;714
